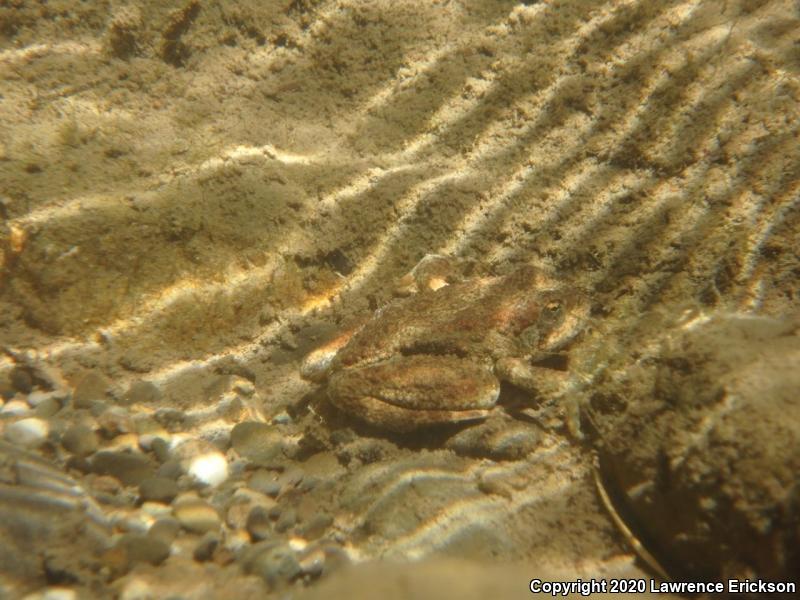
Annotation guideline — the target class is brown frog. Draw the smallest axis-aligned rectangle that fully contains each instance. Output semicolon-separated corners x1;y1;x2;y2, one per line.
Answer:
301;257;588;432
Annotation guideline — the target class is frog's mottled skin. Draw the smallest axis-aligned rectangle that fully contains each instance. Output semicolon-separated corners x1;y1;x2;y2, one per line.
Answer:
302;262;588;432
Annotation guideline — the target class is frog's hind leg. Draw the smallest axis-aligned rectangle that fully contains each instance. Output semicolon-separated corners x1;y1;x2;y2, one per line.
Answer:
329;393;491;433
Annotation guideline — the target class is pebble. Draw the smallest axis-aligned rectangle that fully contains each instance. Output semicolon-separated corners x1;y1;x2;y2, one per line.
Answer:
148;516;181;545
72;371;111;409
274;507;296;533
33;396;61;418
139;476;179;504
245;505;273;541
4;417;49;448
248;469;282;497
156;459;183;480
240;542;302;590
134;416;169;451
187;451;228;487
271;410;291;425
1;399;31;415
173;496;221;533
91;450;155;486
233;378;255;397
115;533;170;566
225;487;276;527
230;422;286;466
298;513;333;540
151;437;171;463
193;531;220;562
26;389;56;407
21;588;77;600
61;423;99;456
140;501;172;520
118;577;154;600
123;380;161;405
9;367;33;393
96;407;133;437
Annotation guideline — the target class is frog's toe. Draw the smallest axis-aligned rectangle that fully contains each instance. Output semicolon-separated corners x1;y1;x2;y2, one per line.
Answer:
300;331;356;382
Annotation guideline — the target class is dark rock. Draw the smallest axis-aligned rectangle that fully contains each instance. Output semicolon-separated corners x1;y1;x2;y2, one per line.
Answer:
91;451;154;486
230;422;285;466
156;459;183;480
115;533;170;566
33;395;62;418
151;437;171;463
123;380;161;405
245;505;273;541
148;517;181;545
139;476;179;504
240;542;302;590
298;513;333;540
248;469;282;498
9;367;33;394
72;371;111;409
61;424;99;457
193;532;219;562
274;508;296;533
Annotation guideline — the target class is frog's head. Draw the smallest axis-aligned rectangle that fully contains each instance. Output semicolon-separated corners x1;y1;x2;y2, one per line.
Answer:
516;289;590;354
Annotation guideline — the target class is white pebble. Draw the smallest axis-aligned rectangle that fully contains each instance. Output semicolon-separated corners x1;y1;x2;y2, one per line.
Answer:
26;390;53;407
22;588;77;600
119;578;153;600
188;452;228;487
1;399;31;416
5;418;49;448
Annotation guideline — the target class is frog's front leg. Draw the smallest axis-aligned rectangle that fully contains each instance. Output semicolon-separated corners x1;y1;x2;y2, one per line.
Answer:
494;356;572;401
327;355;499;432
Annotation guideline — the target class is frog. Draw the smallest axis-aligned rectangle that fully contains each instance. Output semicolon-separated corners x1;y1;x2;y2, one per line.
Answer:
301;256;589;433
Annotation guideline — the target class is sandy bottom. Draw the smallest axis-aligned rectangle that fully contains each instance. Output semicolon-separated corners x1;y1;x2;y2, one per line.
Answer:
0;0;798;598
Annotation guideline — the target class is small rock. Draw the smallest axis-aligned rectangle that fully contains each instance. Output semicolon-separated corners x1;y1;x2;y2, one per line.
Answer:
151;437;171;463
445;417;542;460
9;367;33;394
230;422;286;466
193;531;219;562
276;467;304;491
72;371;111;409
33;396;61;418
91;450;154;486
225;488;277;529
246;505;273;541
297;548;326;579
61;423;99;456
1;399;30;415
173;496;221;533
233;379;255;397
148;517;181;545
118;577;154;600
240;542;302;590
96;407;133;437
156;459;183;480
123;380;161;405
274;507;296;533
4;417;49;448
271;410;292;425
22;587;78;600
139;476;179;504
115;533;170;566
298;513;333;540
108;433;140;452
133;415;168;450
27;390;56;407
248;469;282;497
187;452;228;487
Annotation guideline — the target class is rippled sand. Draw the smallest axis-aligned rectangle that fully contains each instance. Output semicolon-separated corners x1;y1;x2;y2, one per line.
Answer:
1;0;797;597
